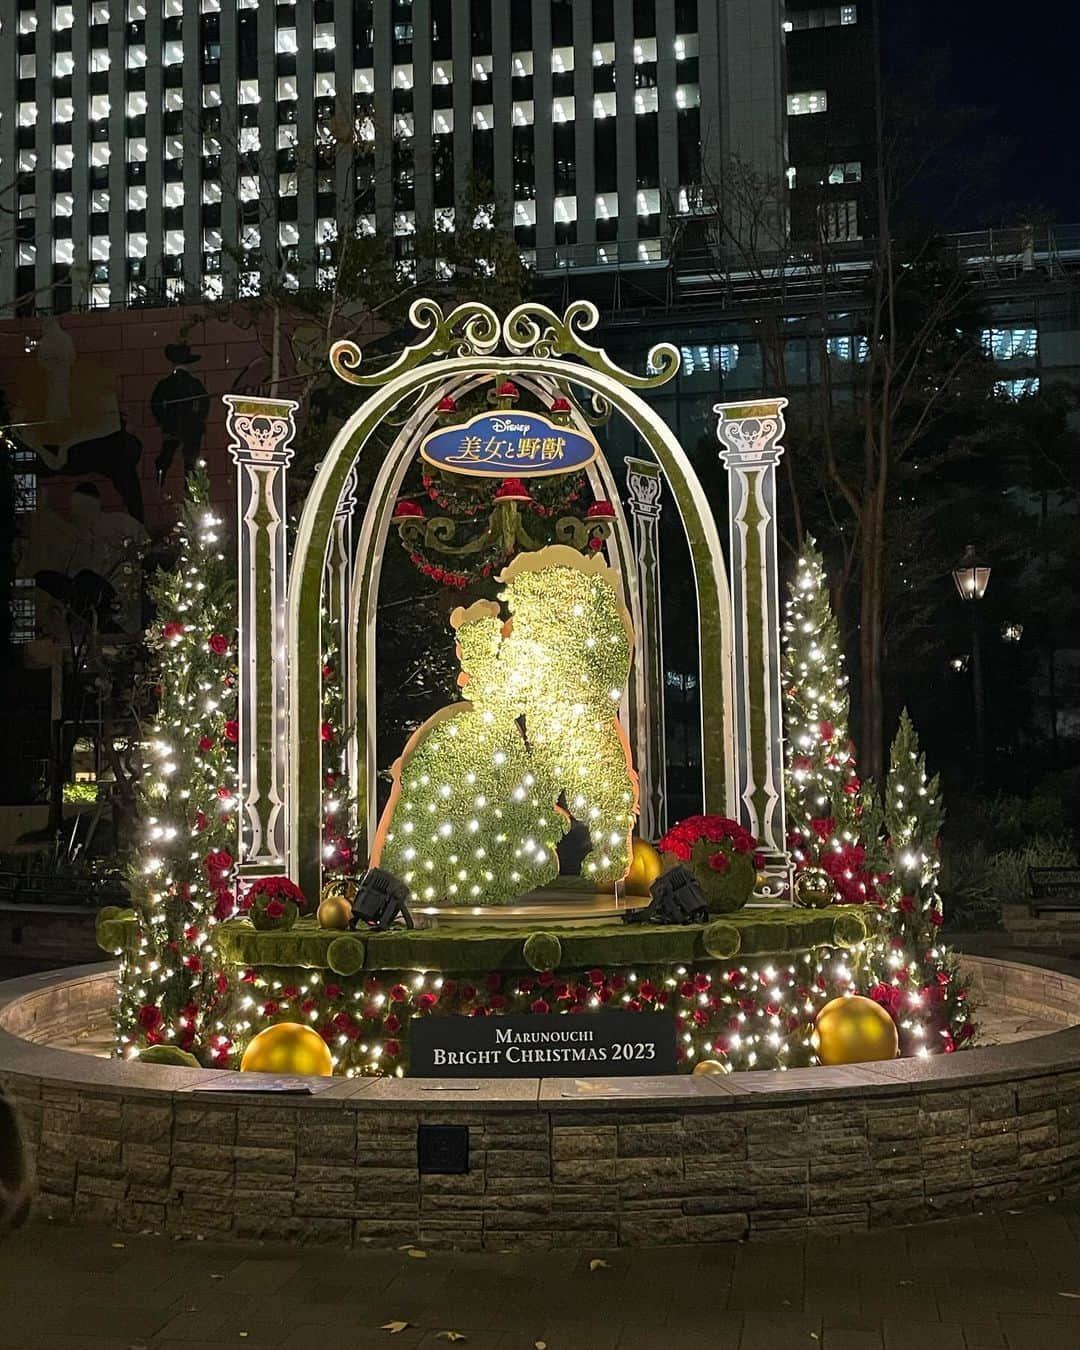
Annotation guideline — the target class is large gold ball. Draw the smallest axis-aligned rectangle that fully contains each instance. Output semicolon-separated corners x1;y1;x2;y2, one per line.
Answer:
240;1022;334;1076
317;896;354;929
691;1059;727;1076
621;838;664;897
793;866;835;909
813;995;898;1066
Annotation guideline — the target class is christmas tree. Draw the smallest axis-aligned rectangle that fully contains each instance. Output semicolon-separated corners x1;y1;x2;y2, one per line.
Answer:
781;538;877;903
115;466;238;1065
868;709;974;1056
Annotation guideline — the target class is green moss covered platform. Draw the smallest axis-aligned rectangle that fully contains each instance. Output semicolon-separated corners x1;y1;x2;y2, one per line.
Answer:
98;904;881;1076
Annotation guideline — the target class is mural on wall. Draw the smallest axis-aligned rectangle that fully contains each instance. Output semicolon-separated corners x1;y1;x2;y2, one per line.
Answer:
150;342;211;490
8;318;146;521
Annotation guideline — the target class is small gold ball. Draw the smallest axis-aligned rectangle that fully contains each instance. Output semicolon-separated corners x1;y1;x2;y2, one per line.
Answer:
813;995;899;1066
240;1022;334;1076
691;1058;727;1076
620;838;664;896
793;866;835;908
317;896;353;930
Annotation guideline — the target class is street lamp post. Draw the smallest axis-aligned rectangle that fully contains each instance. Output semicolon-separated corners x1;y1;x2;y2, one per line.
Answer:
952;545;991;779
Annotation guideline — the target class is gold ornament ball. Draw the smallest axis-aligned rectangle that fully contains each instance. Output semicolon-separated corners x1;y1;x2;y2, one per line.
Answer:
691;1059;727;1076
793;866;835;909
813;995;899;1066
240;1022;334;1077
621;838;664;897
317;895;353;929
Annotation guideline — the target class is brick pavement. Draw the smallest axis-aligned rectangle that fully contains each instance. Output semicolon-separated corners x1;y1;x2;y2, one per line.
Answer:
3;1202;1080;1349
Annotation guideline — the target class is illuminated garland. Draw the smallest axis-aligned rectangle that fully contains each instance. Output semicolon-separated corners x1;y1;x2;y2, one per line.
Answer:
115;465;238;1066
320;614;354;872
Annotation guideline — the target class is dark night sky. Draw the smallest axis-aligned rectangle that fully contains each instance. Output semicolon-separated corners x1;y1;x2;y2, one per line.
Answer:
883;0;1080;224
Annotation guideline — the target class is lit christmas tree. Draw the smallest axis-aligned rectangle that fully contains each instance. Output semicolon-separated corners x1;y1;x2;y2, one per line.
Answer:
115;467;238;1065
867;709;974;1056
781;538;878;903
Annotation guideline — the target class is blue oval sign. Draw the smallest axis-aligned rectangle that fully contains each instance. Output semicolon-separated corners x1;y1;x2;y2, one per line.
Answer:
420;411;598;478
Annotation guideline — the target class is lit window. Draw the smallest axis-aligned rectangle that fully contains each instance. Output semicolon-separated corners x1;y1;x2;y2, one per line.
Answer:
203;227;222;250
204;276;223;300
53;99;74;124
981;327;1038;361
164;0;183;15
202;131;222;156
239;126;260;152
127;185;148;208
554;196;577;223
17;243;36;266
54;6;75;31
54;145;75;170
675;85;700;110
240;225;260;249
54;193;75;217
127;0;146;16
594;92;616;119
53;238;75;264
314;23;335;50
473;106;492;130
674;34;699;57
841;5;858;22
680;344;740;375
164;87;184;111
633;38;657;63
636;189;661;216
315;72;335;97
18;102;37;128
90;285;112;309
164;136;183;160
994;377;1039;400
819;199;858;241
278;124;299;148
127;45;147;69
514;200;536;227
357;213;377;236
91;189;109;211
14;474;38;514
279;222;299;245
595;192;617;219
278;171;297;196
552;96;576;124
634;88;659;115
276;28;297;54
788;90;828;115
354;68;374;93
163;40;184;65
127;138;147;162
393;212;416;237
163;182;184;208
593;43;614;66
54;51;76;77
18;150;37;172
826;335;870;363
201;181;221;204
239;176;259;202
239;271;261;296
316;218;337;243
12;579;37;643
91;236;110;261
18;12;37;33
18;193;35;219
638;240;663;262
127;91;148;116
828;161;862;184
433;109;453;134
512;102;534;127
201;0;221;11
19;54;36;79
90;49;110;73
394;65;413;89
203;85;222;107
239;79;260;105
512;52;534;75
473;55;493;80
165;229;185;255
277;76;297;101
90;94;110;121
90;144;111;168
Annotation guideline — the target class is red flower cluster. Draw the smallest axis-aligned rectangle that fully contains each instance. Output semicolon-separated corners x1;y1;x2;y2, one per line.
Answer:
245;874;310;914
658;814;757;863
161;621;185;642
208;633;229;656
819;842;876;905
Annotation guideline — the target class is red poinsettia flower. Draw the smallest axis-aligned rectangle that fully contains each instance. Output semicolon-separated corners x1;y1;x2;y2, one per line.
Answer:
530;998;550;1015
389;983;408;1003
198;735;215;752
707;851;730;873
138;1004;164;1032
208;633;229;656
384;1014;401;1034
224;720;239;743
417;992;439;1012
162;621;185;642
383;1039;401;1058
320;722;334;743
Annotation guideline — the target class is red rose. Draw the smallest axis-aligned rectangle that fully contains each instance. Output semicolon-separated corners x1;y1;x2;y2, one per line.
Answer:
215;974;229;995
383;1039;401;1058
208;634;229;656
811;817;835;841
588;968;605;987
639;981;658;1000
321;663;334;679
300;999;317;1015
320;722;334;743
707;850;730;873
241;969;257;984
224;720;239;743
899;895;916;913
818;720;835;741
609;974;626;992
265;898;285;919
195;810;208;832
262;1000;280;1017
324;983;342;999
389;983;408;1003
384;1014;401;1033
929;909;944;927
199;735;215;752
460;984;477;1001
517;978;535;996
441;980;457;998
138;1004;163;1031
162;621;184;641
417;992;438;1012
530;999;550;1015
489;993;507;1010
537;971;554;988
184;954;202;973
694;973;711;992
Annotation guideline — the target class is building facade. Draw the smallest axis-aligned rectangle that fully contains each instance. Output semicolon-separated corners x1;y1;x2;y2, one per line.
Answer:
0;0;790;313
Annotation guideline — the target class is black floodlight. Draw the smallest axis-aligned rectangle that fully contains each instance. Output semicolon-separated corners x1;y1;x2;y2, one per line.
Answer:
623;864;708;926
350;867;414;931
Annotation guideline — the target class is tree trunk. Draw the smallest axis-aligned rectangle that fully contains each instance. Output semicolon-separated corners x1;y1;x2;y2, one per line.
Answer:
859;494;886;782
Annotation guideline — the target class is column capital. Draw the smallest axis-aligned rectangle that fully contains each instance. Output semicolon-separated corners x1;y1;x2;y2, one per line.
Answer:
714;398;788;468
625;457;663;519
224;395;300;468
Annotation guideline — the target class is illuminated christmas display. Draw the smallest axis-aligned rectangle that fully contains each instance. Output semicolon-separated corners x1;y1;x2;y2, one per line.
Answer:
98;300;975;1078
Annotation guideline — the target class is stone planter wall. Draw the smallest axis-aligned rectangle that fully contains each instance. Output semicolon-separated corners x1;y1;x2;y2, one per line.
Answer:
1;957;1080;1248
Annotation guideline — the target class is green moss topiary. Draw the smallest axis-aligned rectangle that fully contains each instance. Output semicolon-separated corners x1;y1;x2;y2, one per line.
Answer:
832;910;869;948
250;896;299;932
137;1045;201;1068
326;935;366;976
522;931;563;972
702;921;742;960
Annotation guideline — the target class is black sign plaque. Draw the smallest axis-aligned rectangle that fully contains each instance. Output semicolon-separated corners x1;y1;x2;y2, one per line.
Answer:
410;1011;678;1078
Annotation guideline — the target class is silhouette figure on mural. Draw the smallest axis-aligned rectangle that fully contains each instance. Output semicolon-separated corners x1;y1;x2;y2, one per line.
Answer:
150;343;210;489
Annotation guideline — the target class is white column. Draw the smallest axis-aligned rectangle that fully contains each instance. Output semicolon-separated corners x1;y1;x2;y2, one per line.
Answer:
716;398;790;896
625;457;667;841
224;395;298;879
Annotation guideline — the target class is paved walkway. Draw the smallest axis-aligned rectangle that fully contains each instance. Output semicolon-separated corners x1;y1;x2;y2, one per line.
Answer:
2;1203;1080;1350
